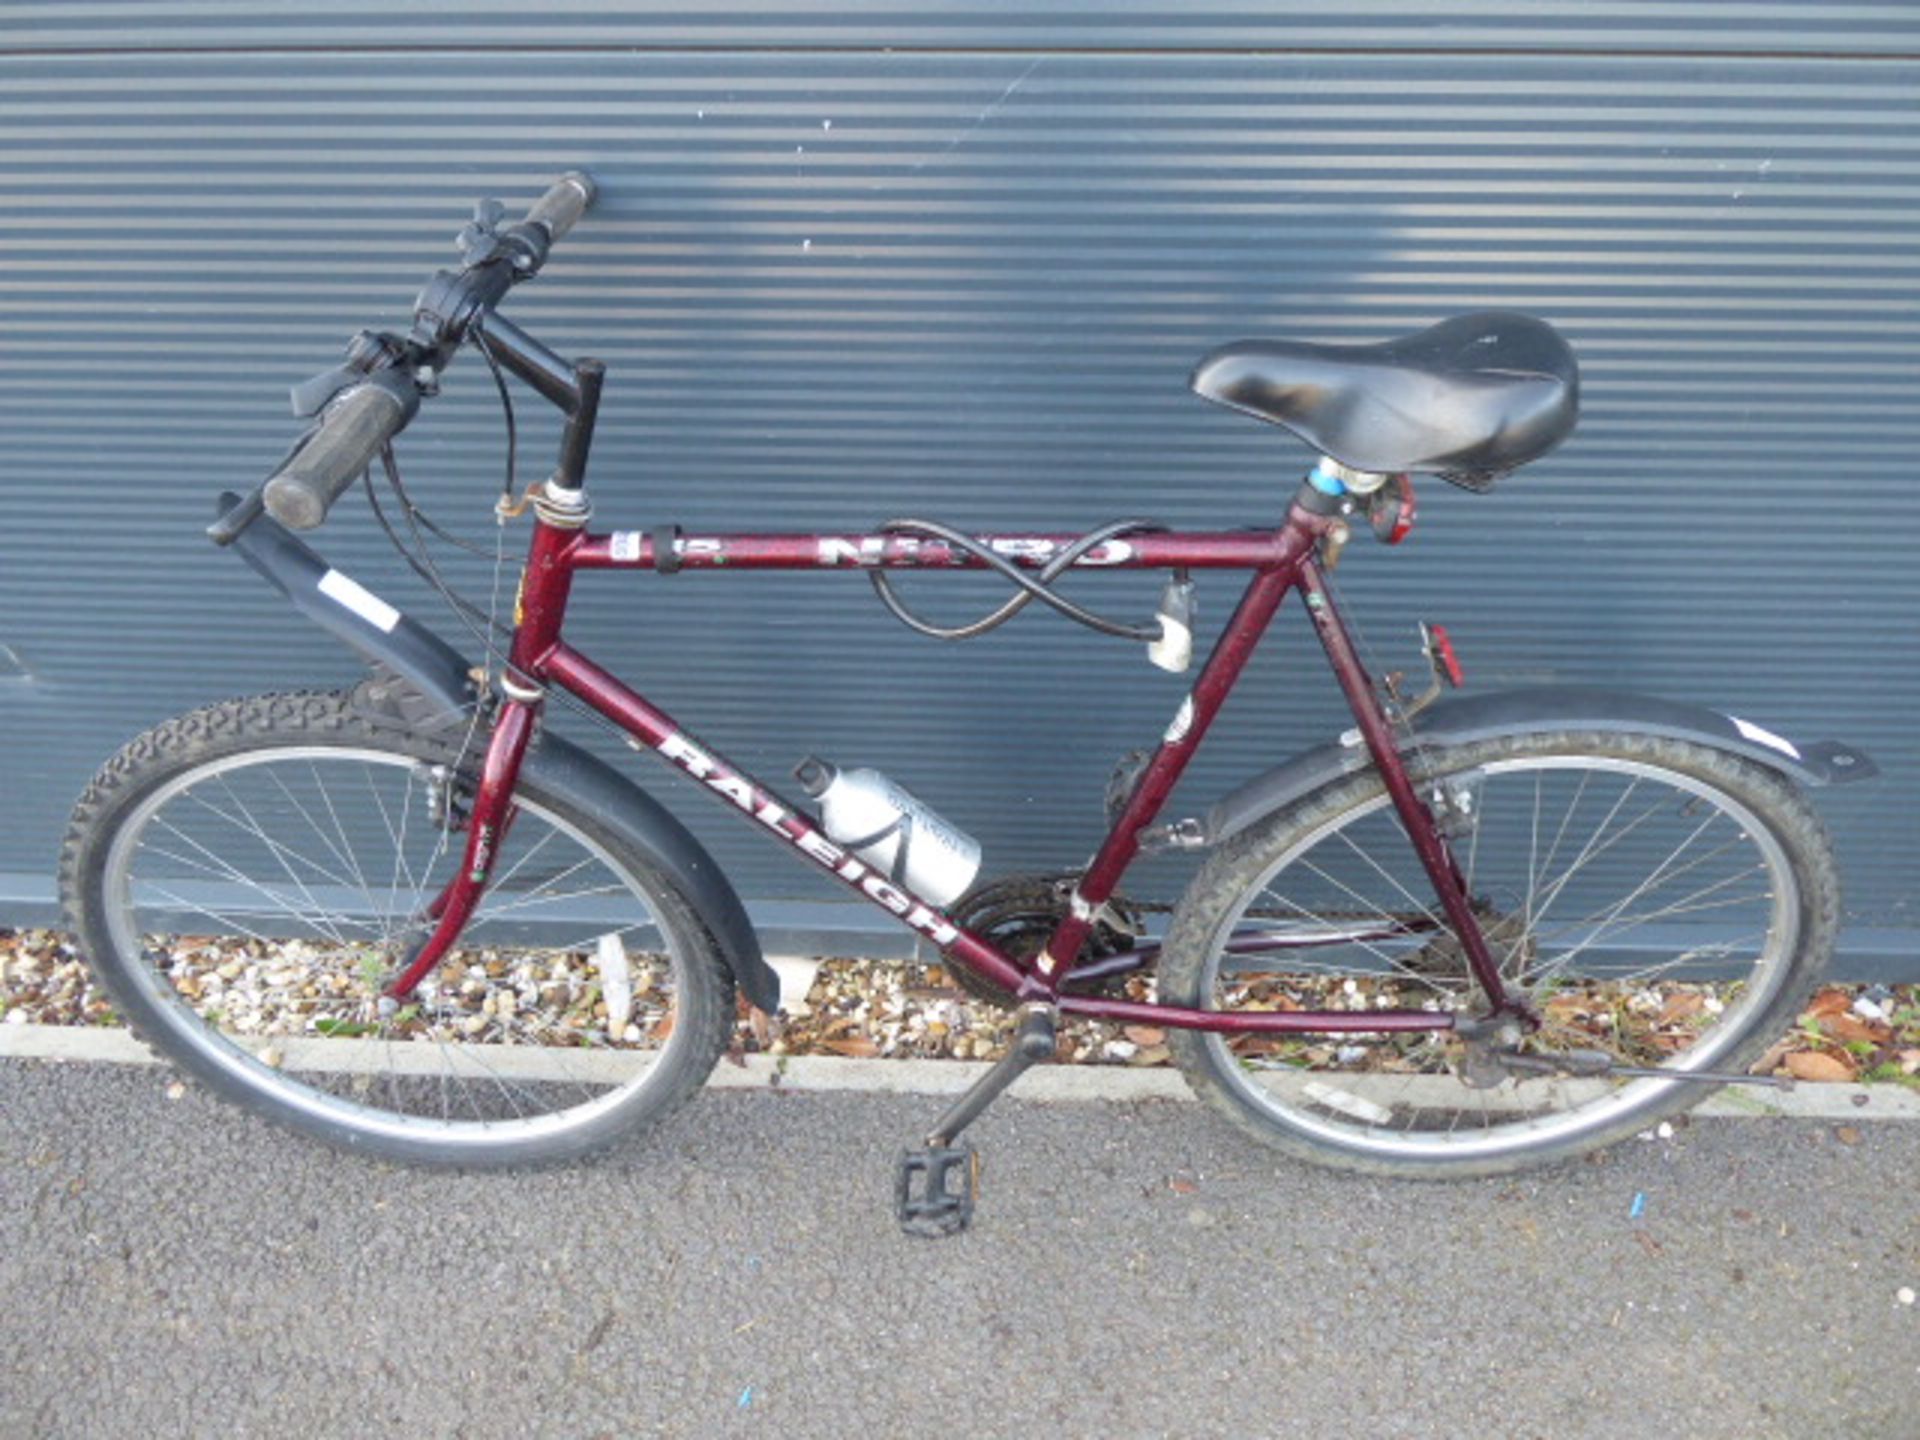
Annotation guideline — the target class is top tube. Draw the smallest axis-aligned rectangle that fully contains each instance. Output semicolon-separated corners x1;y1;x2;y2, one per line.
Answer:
569;528;1296;572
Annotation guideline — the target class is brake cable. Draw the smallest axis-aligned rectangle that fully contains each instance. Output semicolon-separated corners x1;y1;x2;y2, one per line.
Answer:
866;515;1169;641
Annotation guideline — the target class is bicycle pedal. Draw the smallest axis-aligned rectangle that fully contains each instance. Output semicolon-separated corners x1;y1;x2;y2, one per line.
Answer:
894;1144;979;1238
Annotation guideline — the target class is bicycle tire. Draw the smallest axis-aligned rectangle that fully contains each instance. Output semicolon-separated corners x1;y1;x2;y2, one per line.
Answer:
1159;728;1838;1179
59;691;736;1168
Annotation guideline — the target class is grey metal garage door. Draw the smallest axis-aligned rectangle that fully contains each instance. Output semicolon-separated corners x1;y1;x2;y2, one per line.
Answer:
0;5;1912;968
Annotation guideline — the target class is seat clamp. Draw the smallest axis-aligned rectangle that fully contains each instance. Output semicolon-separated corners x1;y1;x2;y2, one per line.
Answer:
1312;457;1391;495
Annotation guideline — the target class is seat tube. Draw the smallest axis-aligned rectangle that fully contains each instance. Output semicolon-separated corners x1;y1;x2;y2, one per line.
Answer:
1295;555;1519;1014
1026;560;1298;996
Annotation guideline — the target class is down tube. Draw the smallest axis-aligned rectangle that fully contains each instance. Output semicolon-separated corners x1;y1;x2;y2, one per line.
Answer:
540;643;1032;996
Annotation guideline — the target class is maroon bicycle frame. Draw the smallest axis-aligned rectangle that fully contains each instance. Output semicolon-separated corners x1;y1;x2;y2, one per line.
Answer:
386;496;1518;1037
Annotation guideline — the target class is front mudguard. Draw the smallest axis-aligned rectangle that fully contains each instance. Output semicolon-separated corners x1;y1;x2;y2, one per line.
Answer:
1204;685;1877;846
218;494;782;1014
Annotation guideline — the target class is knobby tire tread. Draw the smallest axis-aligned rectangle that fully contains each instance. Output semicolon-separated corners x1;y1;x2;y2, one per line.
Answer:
58;690;738;1171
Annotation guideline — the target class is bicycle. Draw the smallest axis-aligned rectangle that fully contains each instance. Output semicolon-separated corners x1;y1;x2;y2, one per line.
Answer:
58;173;1876;1236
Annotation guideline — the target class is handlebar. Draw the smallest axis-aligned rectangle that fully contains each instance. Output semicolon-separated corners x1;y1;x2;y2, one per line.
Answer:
524;170;596;244
227;170;598;538
262;371;421;530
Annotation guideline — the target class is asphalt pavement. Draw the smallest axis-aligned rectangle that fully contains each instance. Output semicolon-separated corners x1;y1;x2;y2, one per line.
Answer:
3;1057;1916;1439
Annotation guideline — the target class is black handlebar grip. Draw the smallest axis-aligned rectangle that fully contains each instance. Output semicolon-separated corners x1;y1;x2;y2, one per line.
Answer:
262;372;421;530
523;170;597;242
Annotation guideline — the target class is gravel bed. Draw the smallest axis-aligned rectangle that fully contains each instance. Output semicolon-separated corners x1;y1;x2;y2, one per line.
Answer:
4;927;1917;1083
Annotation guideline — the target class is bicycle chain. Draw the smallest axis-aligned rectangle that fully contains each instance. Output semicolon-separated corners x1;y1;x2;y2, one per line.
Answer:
944;868;1502;1014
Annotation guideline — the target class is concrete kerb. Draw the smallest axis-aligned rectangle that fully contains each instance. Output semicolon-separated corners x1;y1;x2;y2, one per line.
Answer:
3;1021;1917;1121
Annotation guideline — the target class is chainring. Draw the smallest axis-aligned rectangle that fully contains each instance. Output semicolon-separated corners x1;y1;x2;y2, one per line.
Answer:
939;871;1146;1008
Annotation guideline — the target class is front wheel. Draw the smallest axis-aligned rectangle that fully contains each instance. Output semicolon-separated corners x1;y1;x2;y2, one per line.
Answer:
1160;729;1839;1179
60;692;737;1168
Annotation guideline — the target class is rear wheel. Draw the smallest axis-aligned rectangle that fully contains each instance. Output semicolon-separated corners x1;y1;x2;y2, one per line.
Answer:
60;692;736;1168
1160;729;1837;1178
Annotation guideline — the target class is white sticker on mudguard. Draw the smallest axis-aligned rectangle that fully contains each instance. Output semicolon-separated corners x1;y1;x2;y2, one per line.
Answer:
1727;715;1801;760
318;569;400;633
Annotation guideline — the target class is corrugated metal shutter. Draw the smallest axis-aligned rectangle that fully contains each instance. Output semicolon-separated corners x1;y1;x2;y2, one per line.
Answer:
1;6;1913;966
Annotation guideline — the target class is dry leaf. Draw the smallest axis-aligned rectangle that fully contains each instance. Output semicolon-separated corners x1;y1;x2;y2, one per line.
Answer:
1660;992;1706;1023
1805;988;1852;1019
1784;1049;1854;1082
1821;1013;1890;1046
821;1036;879;1058
1834;1124;1863;1146
1123;1025;1166;1047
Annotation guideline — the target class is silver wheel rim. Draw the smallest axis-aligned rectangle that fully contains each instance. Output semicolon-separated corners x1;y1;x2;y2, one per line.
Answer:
101;745;699;1152
1198;753;1800;1163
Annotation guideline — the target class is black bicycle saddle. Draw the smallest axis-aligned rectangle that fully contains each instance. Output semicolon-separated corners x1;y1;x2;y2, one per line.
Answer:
1190;311;1579;488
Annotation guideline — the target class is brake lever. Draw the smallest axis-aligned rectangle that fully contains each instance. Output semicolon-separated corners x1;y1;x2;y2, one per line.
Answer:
290;330;411;418
455;197;509;267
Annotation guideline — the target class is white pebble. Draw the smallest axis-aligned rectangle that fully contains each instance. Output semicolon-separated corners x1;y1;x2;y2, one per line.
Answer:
1656;1121;1674;1140
1899;1287;1916;1306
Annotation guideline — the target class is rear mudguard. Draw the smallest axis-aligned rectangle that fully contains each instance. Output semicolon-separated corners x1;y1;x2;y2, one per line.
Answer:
1204;685;1877;846
218;494;782;1013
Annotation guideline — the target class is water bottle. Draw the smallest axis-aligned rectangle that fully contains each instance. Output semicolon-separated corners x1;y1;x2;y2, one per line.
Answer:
793;757;982;906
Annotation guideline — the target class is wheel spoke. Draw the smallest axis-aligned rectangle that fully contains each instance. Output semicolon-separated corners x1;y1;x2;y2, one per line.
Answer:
1181;742;1816;1171
84;720;725;1164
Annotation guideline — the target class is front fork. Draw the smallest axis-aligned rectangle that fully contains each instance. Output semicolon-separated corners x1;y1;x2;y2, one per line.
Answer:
1295;557;1534;1026
382;693;541;999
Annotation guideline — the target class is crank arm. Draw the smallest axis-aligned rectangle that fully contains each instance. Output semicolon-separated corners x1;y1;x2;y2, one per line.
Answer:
1495;1048;1798;1090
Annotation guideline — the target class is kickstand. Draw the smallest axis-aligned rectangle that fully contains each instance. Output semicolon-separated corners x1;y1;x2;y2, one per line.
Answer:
893;1003;1056;1238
